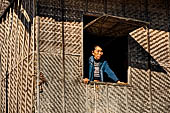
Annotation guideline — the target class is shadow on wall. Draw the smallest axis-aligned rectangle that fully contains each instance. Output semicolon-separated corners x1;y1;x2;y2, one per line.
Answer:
129;36;167;74
1;0;168;81
0;0;32;35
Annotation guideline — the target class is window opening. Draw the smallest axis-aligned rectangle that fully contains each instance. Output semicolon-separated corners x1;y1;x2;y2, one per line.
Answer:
83;14;148;83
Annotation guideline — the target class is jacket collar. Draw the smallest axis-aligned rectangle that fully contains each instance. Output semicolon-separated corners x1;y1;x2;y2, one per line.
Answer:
89;56;103;67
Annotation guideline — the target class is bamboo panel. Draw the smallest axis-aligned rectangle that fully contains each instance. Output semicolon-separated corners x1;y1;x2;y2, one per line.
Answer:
148;0;168;31
11;8;18;71
8;8;16;113
38;2;61;20
0;12;9;113
64;0;85;21
86;85;128;113
65;55;81;80
0;1;35;113
12;68;18;113
107;0;125;16
129;27;149;89
109;86;127;113
18;3;27;112
8;26;15;73
23;30;29;59
151;65;170;90
64;0;85;11
96;85;107;113
129;27;148;54
151;71;170;90
39;0;60;6
39;54;63;113
6;8;13;112
65;55;86;113
0;21;5;48
13;5;23;113
25;18;32;113
64;9;83;21
149;29;170;63
64;22;82;55
17;60;23;113
86;85;96;113
8;69;17;113
152;89;170;112
25;62;34;113
39;18;62;54
86;0;104;14
0;19;5;113
124;0;145;20
0;46;6;113
127;88;150;113
0;43;8;113
20;59;27;113
18;18;25;62
130;68;149;90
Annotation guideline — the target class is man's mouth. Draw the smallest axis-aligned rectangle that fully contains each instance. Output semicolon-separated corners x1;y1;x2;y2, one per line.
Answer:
97;56;101;58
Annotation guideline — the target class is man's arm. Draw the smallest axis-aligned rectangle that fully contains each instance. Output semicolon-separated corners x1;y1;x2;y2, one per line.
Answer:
103;62;119;82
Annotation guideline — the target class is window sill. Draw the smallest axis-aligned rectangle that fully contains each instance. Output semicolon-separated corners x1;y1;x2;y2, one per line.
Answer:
85;81;130;87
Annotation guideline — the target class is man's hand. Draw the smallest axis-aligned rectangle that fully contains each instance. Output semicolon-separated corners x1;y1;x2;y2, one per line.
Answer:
117;81;128;85
83;78;89;84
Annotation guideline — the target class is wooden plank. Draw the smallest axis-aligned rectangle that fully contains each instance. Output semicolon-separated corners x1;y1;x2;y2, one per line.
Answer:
15;2;20;112
20;3;26;113
7;8;12;113
31;0;36;110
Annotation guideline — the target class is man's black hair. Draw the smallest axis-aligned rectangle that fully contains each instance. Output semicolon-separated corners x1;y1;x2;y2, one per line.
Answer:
91;44;103;52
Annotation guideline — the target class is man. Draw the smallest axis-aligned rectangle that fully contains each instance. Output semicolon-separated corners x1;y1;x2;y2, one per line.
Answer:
83;45;123;84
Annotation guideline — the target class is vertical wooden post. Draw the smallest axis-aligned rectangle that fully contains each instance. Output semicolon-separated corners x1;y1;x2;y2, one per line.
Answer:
24;1;31;112
0;19;1;111
15;1;20;112
61;0;66;113
32;0;36;112
20;2;27;113
6;7;12;113
147;26;152;113
125;86;128;113
7;8;12;113
35;0;40;112
85;84;88;113
94;83;97;113
106;84;109;113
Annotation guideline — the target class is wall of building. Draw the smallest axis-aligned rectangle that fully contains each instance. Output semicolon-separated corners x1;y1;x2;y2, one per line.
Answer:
0;1;36;113
0;0;170;113
38;0;170;113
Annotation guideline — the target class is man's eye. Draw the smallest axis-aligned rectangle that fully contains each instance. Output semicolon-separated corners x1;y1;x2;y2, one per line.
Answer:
97;51;103;53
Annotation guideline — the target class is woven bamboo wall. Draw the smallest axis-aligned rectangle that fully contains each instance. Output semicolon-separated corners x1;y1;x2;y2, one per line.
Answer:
0;0;170;113
0;1;36;113
38;0;170;113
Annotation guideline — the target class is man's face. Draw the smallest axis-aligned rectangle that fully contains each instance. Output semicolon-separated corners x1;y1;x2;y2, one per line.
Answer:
92;46;103;60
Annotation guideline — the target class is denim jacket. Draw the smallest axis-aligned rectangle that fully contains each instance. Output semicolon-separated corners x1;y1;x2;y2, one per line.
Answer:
89;56;119;82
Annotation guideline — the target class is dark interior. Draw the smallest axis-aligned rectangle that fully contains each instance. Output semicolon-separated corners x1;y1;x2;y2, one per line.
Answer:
83;15;128;83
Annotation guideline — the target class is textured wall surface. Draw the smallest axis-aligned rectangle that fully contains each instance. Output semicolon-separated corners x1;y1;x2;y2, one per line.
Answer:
0;1;36;113
36;0;170;112
0;0;170;113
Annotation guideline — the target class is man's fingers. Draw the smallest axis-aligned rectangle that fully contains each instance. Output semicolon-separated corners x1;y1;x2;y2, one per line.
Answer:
83;78;89;84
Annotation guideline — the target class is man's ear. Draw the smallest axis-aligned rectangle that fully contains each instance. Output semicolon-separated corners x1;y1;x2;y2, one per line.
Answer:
92;51;94;55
